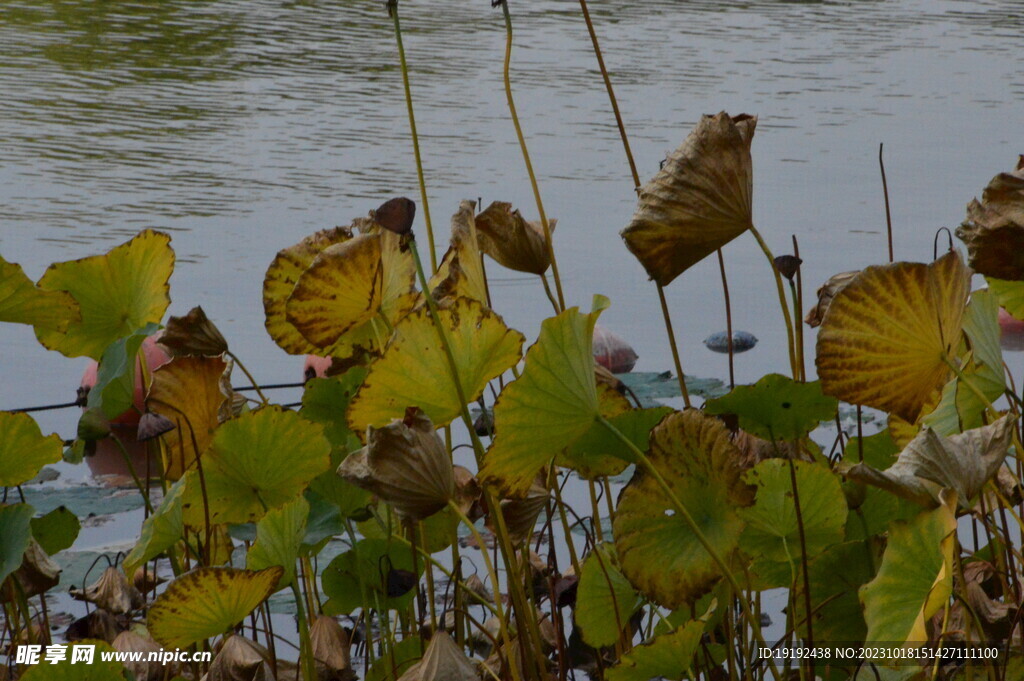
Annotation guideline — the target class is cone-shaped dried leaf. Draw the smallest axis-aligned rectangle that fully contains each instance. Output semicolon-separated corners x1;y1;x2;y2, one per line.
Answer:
207;634;274;681
0;254;79;332
70;566;143;614
180;406;331;524
397;632;477;681
148;567;283;649
264;226;353;354
575;543;643;648
804;270;859;328
310;615;355;681
843;416;1014;509
613;410;754;608
474;201;556;275
0;411;63;487
816;251;971;423
112;631;168;681
621;112;756;286
246;496;308;588
35;230;174;360
338;409;454;521
489;476;550;543
956;158;1024;280
347;297;523;430
860;495;956;645
428;201;489;305
158;306;229;357
4;538;60;602
146;355;229;480
481;295;609;497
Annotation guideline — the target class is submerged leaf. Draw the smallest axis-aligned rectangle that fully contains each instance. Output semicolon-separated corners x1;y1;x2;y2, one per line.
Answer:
705;374;837;441
816;251;971;422
36;230;174;360
0;411;64;488
0;254;79;332
956;157;1024;280
474;201;556;275
621;112;756;286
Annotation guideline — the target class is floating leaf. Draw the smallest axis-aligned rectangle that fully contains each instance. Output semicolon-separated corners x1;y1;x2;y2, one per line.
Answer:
147;355;229;480
621;112;756;286
19;640;126;680
860;497;956;644
247;496;309;588
397;631;477;681
0;411;64;488
617;371;727;406
180;407;331;524
474;201;556;275
0;254;79;332
575;543;643;648
30;506;81;556
123;477;185;578
989;277;1024;319
706;374;837;441
740;460;848;578
36;230;174;360
158;306;229;357
560;406;672;478
322;538;421;614
0;503;34;585
348;297;523;430
614;410;754;608
955;158;1024;280
429;200;489;305
816;251;971;423
338;409;454;521
606;619;706;681
148;567;283;649
481;295;609;497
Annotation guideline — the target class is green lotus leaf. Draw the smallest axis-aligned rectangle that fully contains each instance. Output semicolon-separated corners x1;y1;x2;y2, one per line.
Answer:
0;254;79;332
19;640;126;679
30;506;81;556
794;541;883;646
481;295;609;497
740;459;847;567
36;230;174;360
860;497;956;645
0;503;34;584
321;538;422;614
705;374;838;441
148;566;283;649
365;636;422;681
606;619;706;681
0;411;64;488
613;409;754;608
247;496;309;588
575;543;643;648
123;477;186;578
181;406;331;525
559;406;673;479
988;277;1024;318
86;323;160;420
348;297;523;430
841;431;919;540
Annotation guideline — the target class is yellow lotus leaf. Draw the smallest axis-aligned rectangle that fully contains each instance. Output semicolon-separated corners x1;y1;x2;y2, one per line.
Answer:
480;295;609;497
474;201;556;275
428;200;489;305
263;226;354;354
347;297;523;430
621;112;757;287
0;255;79;332
0;411;64;487
955;157;1024;280
148;566;283;649
816;251;971;423
146;355;229;480
35;230;174;359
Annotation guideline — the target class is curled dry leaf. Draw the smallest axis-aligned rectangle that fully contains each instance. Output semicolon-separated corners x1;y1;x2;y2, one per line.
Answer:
1;538;60;603
428;200;489;306
488;476;550;544
956;156;1024;281
208;634;274;681
158;305;229;357
65;610;123;643
338;408;455;521
474;201;556;275
112;631;169;681
398;631;478;681
621;112;756;287
310;615;356;681
70;566;143;615
804;270;859;328
842;415;1014;509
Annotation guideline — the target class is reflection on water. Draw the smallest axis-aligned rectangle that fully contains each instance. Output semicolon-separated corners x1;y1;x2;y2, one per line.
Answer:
1;0;1022;422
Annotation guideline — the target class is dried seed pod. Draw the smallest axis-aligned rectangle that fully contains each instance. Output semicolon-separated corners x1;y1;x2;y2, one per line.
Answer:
158;306;229;357
69;566;143;615
774;254;802;281
463;573;493;603
132;565;167;592
374;197;417;236
137;412;176;442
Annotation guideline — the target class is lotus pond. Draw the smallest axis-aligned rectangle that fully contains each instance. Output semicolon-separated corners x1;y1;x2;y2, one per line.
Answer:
3;1;1024;680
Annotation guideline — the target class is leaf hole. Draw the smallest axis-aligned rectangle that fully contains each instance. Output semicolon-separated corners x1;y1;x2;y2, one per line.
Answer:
664;509;675;517
781;402;792;409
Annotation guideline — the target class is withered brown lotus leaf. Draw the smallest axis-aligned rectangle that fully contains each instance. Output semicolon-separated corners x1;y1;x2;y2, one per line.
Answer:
113;631;169;681
337;409;455;521
474;201;556;276
208;634;274;681
804;270;859;328
956;157;1024;281
397;631;478;681
264;226;354;355
132;565;166;592
70;565;143;614
453;465;483;521
309;615;356;681
429;201;489;305
0;538;59;603
621;112;757;287
65;610;123;643
463;573;493;603
159;305;229;357
488;477;550;544
815;251;970;423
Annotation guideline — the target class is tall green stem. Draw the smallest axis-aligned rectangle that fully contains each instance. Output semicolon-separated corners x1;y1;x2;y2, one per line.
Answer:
657;284;692;407
748;225;798;378
291;581;317;681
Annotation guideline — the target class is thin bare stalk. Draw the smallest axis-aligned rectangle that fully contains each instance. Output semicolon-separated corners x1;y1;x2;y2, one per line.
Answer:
717;249;736;388
226;351;269;404
657;284;692;407
879;143;893;263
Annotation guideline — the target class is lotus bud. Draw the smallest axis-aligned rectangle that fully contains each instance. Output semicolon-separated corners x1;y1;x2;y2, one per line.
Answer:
474;201;556;275
309;615;355;681
804;270;859;328
773;255;802;282
397;631;478;681
158;306;229;357
137;412;175;442
337;408;454;521
208;634;273;681
374;197;416;236
70;565;143;614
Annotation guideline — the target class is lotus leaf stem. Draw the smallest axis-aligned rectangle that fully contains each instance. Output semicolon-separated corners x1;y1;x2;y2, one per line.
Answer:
657;283;692;407
748;224;798;378
227;351;269;404
290;581;317;681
